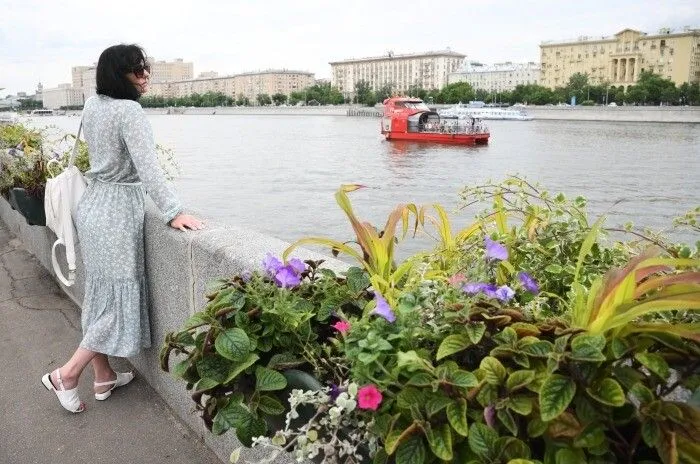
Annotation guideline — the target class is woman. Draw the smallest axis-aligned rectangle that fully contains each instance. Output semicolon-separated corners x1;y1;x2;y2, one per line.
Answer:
41;44;204;412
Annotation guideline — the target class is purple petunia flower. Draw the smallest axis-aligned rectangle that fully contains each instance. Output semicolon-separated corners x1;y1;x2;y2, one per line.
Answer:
518;272;540;294
484;237;508;261
463;282;488;294
371;293;396;323
274;266;301;288
263;253;283;276
494;285;515;302
329;383;342;401
288;258;307;274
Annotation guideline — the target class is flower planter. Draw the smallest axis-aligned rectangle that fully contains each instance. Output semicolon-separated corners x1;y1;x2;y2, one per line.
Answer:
8;187;45;226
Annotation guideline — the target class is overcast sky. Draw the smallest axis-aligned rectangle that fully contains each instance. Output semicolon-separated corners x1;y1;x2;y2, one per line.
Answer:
1;0;698;96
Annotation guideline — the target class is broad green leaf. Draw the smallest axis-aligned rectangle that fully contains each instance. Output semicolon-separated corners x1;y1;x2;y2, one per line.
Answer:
425;423;453;461
255;366;287;391
267;352;305;370
635;352;670;380
407;372;434;387
373;449;389;464
446;398;469;437
507;461;537;464
397;350;434;373
520;341;554;358
544;264;563;274
234;411;267;447
197;355;234;383
224;353;259;384
509;396;533;416
555;448;586;464
213;399;248;436
257;395;285;415
498;408;518;436
499;437;531;461
195;377;220;391
586;378;625;407
573;423;606;448
183;312;214;329
446;370;479;388
630;383;655;405
507;370;536;392
610;337;630;359
397;388;425;409
172;359;191;379
436;334;472;360
570;333;607;362
539;374;576;421
468;423;498;458
466;322;487;344
527;417;547;437
480;357;507;385
395;434;426;464
425;394;453;417
215;328;250;362
641;419;660;447
346;267;371;293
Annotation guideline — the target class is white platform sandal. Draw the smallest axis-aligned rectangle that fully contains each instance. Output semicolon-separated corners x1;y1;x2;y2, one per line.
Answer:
94;372;135;401
41;369;85;413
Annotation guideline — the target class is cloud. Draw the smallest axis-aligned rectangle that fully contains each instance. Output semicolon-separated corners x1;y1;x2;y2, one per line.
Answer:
1;0;698;95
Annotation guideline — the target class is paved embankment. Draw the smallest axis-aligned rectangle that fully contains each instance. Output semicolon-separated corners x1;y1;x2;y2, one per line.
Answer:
141;104;700;123
0;220;221;464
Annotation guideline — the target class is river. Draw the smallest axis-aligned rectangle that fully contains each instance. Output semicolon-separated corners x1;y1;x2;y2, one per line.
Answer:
29;114;700;257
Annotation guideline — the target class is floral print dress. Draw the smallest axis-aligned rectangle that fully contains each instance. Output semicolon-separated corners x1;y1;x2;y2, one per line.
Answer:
75;95;182;357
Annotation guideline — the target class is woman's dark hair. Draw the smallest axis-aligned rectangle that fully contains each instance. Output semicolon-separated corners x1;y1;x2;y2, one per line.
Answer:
95;44;148;101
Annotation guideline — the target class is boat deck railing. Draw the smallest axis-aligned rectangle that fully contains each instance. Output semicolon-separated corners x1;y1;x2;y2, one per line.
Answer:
416;121;489;135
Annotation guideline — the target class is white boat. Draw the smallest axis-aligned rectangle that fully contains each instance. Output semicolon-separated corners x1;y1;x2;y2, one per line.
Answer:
30;109;54;116
439;102;533;121
0;112;19;124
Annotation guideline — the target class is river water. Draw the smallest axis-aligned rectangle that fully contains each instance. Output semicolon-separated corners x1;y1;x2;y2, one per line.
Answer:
30;114;700;257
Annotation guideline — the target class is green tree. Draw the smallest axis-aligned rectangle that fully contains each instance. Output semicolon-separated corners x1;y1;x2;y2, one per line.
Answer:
256;93;272;106
354;80;372;105
566;72;589;104
474;89;489;102
634;71;678;105
375;83;395;103
288;91;304;106
271;93;287;106
679;82;700;105
407;84;428;100
440;82;475;104
624;85;648;104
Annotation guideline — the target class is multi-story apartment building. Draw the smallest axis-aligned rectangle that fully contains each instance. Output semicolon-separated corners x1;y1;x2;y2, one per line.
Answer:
71;66;97;101
148;58;193;83
329;50;466;98
42;84;84;109
448;61;541;91
540;27;700;89
148;70;315;102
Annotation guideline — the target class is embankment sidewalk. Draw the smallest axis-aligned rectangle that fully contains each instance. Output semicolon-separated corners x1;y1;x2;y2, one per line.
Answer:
0;221;222;464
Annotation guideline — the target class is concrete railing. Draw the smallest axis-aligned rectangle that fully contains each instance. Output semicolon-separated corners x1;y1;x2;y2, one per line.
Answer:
0;195;345;463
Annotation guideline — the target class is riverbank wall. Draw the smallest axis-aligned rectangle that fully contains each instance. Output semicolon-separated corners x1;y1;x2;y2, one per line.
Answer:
142;104;700;123
0;196;344;463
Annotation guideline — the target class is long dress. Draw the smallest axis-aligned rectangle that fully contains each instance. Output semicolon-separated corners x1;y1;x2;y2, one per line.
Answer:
75;95;182;358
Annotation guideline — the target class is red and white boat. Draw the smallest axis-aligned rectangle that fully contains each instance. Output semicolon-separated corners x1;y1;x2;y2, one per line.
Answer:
381;97;489;145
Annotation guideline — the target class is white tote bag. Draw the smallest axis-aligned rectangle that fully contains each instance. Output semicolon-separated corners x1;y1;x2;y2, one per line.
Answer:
44;120;87;287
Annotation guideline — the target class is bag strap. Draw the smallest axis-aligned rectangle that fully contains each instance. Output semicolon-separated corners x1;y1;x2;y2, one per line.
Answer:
67;118;83;168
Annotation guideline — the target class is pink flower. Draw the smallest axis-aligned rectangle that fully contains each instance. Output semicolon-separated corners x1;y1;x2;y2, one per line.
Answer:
447;273;466;286
357;384;383;411
332;320;351;334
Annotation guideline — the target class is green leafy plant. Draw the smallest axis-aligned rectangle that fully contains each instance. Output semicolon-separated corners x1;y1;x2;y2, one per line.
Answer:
163;178;700;464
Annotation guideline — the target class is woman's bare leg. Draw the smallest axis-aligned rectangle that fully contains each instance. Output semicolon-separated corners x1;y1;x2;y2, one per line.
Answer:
91;353;117;394
50;347;98;389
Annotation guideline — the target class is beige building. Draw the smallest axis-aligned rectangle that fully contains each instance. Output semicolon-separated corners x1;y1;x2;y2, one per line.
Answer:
42;84;84;109
448;61;541;91
71;66;97;101
149;58;193;83
329;50;466;98
149;70;315;103
540;27;700;89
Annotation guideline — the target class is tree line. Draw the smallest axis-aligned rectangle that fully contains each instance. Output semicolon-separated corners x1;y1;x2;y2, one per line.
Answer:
353;71;700;107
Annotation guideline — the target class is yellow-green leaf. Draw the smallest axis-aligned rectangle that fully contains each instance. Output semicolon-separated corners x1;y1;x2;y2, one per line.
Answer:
586;378;626;407
539;374;577;421
436;334;471;360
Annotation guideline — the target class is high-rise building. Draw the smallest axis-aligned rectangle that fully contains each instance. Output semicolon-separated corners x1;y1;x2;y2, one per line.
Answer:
148;70;315;102
329;50;466;98
540;27;700;89
42;84;83;109
448;62;541;92
149;58;194;83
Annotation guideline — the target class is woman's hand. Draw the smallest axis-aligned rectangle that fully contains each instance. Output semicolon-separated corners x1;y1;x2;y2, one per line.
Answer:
170;213;205;231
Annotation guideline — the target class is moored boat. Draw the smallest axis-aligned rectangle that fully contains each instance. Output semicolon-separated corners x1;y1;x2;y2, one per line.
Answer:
381;97;489;145
438;101;533;121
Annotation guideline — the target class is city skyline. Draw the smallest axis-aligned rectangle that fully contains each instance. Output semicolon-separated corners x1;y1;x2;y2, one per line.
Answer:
1;0;699;96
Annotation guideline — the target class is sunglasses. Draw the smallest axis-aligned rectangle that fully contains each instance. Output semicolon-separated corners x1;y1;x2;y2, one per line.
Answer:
130;64;151;78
